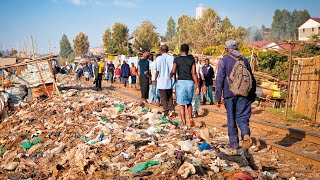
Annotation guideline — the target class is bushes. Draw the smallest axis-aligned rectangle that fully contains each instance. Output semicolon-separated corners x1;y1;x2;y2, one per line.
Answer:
256;51;288;80
202;43;258;57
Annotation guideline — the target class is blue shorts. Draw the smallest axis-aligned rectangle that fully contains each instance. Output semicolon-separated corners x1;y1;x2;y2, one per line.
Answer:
176;80;194;105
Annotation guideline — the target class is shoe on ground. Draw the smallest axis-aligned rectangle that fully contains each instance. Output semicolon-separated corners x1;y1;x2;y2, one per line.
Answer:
219;147;239;156
242;134;252;149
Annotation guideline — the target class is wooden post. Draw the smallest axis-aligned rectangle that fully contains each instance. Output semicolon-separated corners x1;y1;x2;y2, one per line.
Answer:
285;44;293;119
47;60;61;97
35;62;50;97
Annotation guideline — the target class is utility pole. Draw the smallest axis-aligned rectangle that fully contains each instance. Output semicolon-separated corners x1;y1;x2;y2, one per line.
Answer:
31;34;35;59
24;37;28;54
35;39;38;55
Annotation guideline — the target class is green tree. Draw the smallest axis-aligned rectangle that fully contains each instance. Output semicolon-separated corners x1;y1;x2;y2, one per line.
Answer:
195;8;220;51
176;8;246;53
112;23;129;54
216;17;235;45
133;21;159;52
102;27;111;49
165;17;176;41
177;15;196;49
73;32;89;57
271;9;310;41
59;34;73;59
11;49;18;56
68;52;75;64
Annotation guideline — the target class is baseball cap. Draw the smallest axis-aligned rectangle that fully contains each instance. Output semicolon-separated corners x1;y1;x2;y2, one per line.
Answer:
225;40;238;50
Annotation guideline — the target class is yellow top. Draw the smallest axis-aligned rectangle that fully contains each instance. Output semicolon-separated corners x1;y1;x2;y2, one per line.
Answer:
98;61;105;73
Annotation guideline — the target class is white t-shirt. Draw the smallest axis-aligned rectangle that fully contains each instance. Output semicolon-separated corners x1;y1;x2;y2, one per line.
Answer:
155;53;174;90
150;60;157;81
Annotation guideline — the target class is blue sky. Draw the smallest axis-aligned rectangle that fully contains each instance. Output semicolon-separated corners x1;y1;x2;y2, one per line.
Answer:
1;0;319;54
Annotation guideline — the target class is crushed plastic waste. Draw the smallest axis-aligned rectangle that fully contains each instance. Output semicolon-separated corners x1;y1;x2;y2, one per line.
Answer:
0;74;298;179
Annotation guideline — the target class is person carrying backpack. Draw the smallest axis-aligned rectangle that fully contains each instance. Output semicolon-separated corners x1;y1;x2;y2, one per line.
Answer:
215;40;256;151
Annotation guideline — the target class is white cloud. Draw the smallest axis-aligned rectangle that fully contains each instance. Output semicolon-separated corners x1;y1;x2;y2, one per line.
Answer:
52;0;139;7
112;0;138;8
69;0;89;6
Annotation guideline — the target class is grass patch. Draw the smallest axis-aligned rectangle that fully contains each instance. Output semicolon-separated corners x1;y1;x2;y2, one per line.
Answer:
0;144;6;156
284;118;297;123
265;108;285;115
265;107;311;123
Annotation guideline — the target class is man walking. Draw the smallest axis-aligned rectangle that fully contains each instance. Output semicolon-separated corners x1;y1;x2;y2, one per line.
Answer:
96;57;104;91
150;54;160;105
138;52;150;102
202;58;215;105
120;61;130;88
215;40;256;150
107;61;115;84
155;45;174;117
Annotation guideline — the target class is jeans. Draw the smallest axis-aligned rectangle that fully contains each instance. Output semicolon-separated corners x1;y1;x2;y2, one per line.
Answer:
107;72;114;83
203;85;214;104
224;96;252;148
151;81;160;102
122;77;128;87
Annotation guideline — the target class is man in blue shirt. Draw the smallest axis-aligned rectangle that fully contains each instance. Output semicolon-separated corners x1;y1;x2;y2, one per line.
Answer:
215;40;256;150
155;45;175;116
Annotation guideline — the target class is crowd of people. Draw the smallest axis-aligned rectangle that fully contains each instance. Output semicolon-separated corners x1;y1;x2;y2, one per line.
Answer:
59;39;256;151
137;40;255;151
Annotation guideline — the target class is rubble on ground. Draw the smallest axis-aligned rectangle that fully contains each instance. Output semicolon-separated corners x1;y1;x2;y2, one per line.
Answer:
0;74;301;179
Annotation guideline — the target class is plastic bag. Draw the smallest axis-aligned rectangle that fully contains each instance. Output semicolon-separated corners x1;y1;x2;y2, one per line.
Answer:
114;104;124;112
177;140;193;151
160;116;170;124
130;161;159;172
21;138;42;150
198;141;212;151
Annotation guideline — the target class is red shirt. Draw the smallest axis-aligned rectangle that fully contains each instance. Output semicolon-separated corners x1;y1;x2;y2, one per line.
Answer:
115;68;120;75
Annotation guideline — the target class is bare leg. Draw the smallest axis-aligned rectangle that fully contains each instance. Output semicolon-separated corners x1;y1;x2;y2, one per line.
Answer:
187;104;193;120
180;105;186;126
187;103;195;127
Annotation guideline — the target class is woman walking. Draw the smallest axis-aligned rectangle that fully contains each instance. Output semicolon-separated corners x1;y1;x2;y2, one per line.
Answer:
171;44;199;127
130;63;137;88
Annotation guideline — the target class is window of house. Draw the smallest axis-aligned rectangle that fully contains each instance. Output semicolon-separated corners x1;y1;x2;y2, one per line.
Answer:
303;28;305;33
312;28;314;32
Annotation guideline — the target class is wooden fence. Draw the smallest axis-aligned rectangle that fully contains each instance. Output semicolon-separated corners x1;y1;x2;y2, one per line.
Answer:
290;56;320;122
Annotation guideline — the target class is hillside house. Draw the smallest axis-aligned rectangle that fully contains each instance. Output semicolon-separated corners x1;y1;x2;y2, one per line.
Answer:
298;18;320;41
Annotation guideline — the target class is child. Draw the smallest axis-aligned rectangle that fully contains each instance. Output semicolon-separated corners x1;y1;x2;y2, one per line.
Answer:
114;65;121;82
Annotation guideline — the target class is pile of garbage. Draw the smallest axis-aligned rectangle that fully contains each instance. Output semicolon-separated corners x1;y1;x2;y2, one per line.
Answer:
0;75;274;179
